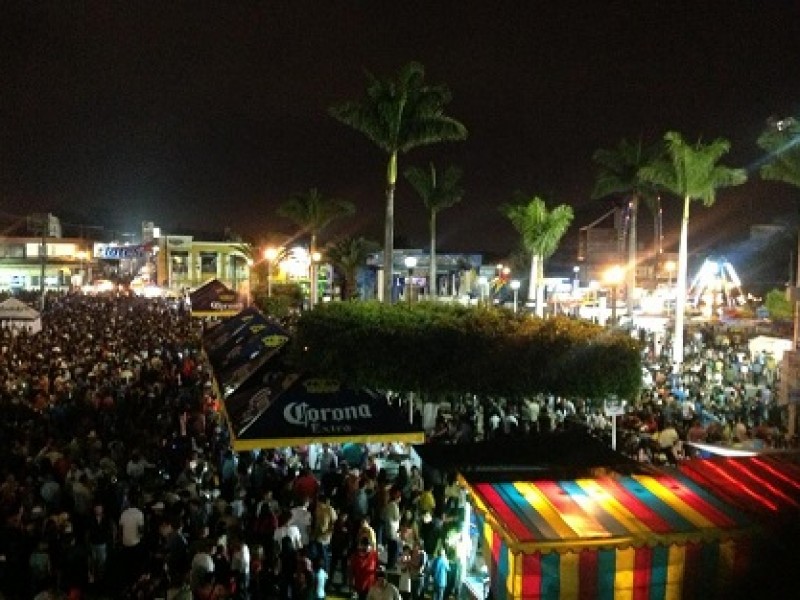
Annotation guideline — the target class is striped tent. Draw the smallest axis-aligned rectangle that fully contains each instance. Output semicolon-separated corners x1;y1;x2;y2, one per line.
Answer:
464;470;755;600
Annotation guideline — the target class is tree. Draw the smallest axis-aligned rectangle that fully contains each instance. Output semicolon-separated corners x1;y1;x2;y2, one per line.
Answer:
592;138;661;315
639;132;746;366
765;288;793;321
329;62;468;303
502;196;574;317
404;163;464;298
758;117;800;188
325;236;380;300
277;188;355;253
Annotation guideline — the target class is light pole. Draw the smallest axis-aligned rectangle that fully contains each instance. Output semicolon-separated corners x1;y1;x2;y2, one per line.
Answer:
510;279;521;313
572;265;580;293
604;265;624;327
404;256;417;304
665;260;676;317
264;247;279;298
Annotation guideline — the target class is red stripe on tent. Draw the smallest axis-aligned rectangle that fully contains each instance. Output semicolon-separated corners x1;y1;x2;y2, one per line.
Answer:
726;459;800;509
598;477;674;534
579;549;598;600
475;483;536;541
522;552;541;598
632;545;652;600
681;541;702;599
682;461;778;513
751;457;800;492
660;474;741;526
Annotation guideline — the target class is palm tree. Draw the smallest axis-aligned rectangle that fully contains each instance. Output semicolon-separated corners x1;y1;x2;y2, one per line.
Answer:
758;117;800;187
592;139;661;315
502;195;574;317
277;188;355;306
277;188;356;252
325;236;380;300
639;131;746;366
329;62;468;303
404;163;464;299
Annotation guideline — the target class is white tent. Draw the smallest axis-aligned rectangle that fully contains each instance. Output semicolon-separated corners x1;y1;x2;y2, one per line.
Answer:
748;335;793;362
0;298;41;334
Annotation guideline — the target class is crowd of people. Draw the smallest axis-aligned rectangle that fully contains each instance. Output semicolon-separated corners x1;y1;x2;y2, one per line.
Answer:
0;293;469;600
1;291;795;599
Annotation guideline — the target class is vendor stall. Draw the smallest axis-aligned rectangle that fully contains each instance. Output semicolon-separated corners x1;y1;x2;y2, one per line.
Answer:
463;469;755;599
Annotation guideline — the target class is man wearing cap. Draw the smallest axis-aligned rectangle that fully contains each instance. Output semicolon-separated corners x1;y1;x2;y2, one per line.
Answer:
366;565;401;600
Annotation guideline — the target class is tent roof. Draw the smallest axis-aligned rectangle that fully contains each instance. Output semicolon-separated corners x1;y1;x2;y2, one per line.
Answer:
0;297;40;320
224;374;424;451
189;278;244;318
464;469;753;554
679;455;800;518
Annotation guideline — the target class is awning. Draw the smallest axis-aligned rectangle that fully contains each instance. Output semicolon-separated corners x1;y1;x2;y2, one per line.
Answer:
224;374;425;451
190;278;244;318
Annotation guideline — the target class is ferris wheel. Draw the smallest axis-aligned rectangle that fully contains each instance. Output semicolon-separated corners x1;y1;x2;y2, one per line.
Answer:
687;256;745;309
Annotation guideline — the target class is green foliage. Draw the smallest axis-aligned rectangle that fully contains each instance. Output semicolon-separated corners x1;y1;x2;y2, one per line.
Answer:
758;118;800;188
502;195;574;260
277;188;355;248
638;132;747;206
765;288;793;321
324;236;380;299
289;303;641;400
253;283;304;318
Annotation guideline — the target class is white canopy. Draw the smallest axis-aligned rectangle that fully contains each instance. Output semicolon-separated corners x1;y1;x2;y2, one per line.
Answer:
0;298;41;334
748;335;793;362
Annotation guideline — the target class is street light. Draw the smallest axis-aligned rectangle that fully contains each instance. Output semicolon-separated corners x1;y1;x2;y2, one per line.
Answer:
604;265;624;327
404;256;418;304
572;265;580;293
510;279;521;313
264;247;279;298
310;251;322;309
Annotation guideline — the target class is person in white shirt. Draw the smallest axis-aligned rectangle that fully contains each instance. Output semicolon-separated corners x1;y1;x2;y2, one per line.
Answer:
274;514;303;550
290;499;313;547
230;538;251;597
119;500;146;587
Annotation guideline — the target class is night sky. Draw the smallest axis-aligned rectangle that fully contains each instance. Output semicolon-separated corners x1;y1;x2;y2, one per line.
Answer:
2;1;800;272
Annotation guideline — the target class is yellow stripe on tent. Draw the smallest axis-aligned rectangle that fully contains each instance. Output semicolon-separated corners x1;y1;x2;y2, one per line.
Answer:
665;544;685;600
559;550;579;600
506;546;515;598
614;546;635;600
514;482;577;539
633;475;715;529
576;479;652;535
513;551;522;598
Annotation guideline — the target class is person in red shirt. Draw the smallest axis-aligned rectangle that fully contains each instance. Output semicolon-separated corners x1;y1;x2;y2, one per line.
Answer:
349;539;379;600
292;467;320;504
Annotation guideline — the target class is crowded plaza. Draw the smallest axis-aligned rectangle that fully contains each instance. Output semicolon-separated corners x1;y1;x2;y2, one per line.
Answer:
0;290;796;600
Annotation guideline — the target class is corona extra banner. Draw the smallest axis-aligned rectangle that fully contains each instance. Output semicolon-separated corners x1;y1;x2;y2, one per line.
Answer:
224;373;424;451
190;278;244;318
